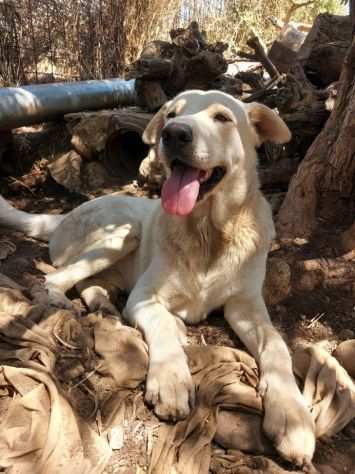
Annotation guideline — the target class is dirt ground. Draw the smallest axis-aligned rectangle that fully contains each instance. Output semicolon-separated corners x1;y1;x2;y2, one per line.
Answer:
0;145;354;474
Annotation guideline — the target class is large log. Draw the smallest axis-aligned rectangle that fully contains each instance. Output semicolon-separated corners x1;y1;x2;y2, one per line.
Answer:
297;13;352;87
268;41;298;74
104;110;152;177
65;108;152;181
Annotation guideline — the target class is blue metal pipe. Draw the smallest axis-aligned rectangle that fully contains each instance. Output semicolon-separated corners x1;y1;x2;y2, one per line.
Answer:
0;78;137;130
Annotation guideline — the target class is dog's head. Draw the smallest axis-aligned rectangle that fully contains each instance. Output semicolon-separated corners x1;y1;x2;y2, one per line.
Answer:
143;90;291;217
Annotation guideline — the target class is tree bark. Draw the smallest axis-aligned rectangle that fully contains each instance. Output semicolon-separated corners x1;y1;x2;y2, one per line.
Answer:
127;58;173;80
351;0;355;30
297;14;352;87
277;36;355;238
268;41;298;74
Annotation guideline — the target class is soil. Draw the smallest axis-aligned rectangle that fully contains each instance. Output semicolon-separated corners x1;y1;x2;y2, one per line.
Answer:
0;145;354;474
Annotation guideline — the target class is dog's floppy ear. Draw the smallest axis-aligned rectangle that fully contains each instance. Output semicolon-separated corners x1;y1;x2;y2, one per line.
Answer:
142;101;172;145
246;102;291;145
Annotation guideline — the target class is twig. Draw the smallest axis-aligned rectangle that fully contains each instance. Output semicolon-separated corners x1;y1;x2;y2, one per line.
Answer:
226;56;257;64
96;408;103;436
80;382;99;418
8;177;35;195
69;363;102;391
200;334;207;346
53;319;79;350
243;74;284;103
307;312;325;329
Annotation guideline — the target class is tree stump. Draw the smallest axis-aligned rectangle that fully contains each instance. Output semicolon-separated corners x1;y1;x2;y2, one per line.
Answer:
277;36;355;238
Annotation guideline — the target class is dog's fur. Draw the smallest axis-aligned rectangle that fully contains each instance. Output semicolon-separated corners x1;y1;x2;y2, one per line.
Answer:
0;90;315;465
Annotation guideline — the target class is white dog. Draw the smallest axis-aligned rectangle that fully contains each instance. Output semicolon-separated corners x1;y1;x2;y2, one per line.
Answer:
0;90;315;466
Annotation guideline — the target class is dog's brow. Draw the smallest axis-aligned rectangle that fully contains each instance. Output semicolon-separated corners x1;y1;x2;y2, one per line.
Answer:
171;99;187;115
207;103;233;115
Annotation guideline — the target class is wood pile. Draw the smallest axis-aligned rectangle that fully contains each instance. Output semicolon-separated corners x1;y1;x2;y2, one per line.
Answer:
127;21;242;111
2;14;352;202
125;14;352;173
124;14;351;197
237;14;351;162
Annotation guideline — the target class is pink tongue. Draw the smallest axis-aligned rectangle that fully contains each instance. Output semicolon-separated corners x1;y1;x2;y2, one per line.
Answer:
161;164;200;216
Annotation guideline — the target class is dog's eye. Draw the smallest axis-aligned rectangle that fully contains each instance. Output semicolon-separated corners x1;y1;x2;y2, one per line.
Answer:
214;113;231;123
167;111;176;119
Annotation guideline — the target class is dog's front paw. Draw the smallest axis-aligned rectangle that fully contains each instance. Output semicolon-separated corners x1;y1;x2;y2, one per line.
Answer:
145;350;195;421
261;377;315;466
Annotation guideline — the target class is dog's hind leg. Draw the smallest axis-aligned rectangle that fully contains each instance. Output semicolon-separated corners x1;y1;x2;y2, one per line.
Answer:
36;248;122;310
76;277;121;316
38;230;139;310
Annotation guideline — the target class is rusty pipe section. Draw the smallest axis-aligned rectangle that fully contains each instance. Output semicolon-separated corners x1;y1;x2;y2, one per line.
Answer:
0;79;137;130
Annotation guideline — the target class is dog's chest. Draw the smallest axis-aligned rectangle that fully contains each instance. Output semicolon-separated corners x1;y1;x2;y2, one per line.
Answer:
157;214;262;324
161;254;242;324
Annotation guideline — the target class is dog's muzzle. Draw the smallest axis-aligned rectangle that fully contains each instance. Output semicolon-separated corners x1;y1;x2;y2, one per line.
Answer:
161;123;193;154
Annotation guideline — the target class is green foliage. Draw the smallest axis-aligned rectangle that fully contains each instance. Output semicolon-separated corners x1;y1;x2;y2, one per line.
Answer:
294;0;343;23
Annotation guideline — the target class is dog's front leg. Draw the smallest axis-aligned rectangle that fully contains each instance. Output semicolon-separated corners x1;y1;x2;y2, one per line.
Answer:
124;273;194;421
225;294;315;466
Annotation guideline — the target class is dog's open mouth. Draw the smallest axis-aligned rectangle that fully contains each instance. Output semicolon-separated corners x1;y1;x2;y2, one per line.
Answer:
161;160;226;216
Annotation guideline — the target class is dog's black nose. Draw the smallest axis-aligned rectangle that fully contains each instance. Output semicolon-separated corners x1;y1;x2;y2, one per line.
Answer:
161;123;193;148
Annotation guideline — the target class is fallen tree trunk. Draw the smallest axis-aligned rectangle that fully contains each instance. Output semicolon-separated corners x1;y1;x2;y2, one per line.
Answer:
277;36;355;238
66;108;152;171
47;108;153;193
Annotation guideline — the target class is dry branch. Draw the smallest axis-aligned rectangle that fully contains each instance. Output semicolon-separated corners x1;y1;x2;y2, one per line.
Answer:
246;33;281;79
